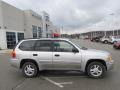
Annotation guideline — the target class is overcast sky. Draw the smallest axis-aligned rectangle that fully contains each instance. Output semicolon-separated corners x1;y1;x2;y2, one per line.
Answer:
2;0;120;34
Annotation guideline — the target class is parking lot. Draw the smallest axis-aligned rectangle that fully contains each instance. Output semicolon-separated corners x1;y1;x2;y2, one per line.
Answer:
0;39;120;90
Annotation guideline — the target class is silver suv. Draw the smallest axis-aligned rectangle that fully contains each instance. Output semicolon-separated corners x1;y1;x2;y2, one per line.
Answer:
10;38;114;78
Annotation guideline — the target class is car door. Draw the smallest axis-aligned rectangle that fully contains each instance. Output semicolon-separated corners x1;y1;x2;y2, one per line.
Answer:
52;40;82;70
33;40;53;70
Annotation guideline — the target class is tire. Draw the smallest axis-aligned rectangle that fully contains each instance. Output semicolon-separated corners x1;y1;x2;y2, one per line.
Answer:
87;62;106;79
104;40;108;44
22;62;38;78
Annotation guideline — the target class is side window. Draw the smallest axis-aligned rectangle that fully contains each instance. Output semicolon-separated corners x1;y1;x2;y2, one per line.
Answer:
19;40;36;51
53;41;76;52
34;40;52;51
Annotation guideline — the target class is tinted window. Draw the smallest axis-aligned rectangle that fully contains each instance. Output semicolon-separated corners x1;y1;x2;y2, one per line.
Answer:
34;40;52;51
19;40;36;51
53;41;76;52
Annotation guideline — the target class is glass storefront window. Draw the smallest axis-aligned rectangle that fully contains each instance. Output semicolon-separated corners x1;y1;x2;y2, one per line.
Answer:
6;32;16;49
18;33;24;42
38;27;42;38
32;25;37;38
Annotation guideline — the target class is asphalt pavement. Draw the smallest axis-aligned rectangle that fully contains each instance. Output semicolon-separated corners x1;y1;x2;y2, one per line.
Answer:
0;39;120;90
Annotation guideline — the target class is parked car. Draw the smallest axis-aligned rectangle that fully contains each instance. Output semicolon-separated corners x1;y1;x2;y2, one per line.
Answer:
83;36;89;39
10;38;114;78
91;36;102;42
100;36;110;44
113;41;120;49
109;36;120;44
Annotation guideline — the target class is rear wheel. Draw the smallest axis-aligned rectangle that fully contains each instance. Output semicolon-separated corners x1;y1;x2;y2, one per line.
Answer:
113;45;118;49
87;62;106;78
22;62;38;78
104;40;108;44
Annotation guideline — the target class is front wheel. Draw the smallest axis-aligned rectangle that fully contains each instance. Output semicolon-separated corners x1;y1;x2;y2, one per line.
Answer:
22;62;38;78
87;62;106;79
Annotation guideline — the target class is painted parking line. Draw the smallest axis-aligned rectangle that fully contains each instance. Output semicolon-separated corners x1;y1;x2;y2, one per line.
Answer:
59;82;73;85
42;77;73;88
43;77;64;88
12;79;26;90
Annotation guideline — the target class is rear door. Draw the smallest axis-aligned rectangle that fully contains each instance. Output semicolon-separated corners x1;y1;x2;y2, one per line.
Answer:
33;40;53;69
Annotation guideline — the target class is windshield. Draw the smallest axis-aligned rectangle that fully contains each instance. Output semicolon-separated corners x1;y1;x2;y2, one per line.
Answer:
69;39;87;49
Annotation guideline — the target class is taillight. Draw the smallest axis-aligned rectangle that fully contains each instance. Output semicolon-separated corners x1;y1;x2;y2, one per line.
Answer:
12;50;16;58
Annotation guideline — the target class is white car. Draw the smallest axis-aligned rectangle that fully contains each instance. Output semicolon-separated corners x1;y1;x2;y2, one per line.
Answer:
109;36;120;44
10;38;114;78
100;36;110;44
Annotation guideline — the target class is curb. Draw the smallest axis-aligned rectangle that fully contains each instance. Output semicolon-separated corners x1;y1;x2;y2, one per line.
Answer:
0;50;12;55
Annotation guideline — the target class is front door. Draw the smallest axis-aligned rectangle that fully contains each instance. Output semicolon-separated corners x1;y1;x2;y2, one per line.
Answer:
52;40;82;70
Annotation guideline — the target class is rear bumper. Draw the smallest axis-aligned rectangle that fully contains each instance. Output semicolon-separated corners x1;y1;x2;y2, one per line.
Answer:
106;60;114;71
113;45;120;48
10;58;20;69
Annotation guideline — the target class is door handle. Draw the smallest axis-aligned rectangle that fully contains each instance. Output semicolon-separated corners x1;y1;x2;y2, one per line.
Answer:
55;54;60;57
33;54;38;56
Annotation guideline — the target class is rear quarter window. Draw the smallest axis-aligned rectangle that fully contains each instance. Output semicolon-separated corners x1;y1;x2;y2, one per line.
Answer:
19;40;36;51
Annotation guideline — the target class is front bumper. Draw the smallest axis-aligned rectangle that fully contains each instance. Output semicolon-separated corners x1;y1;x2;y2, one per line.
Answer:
106;60;114;71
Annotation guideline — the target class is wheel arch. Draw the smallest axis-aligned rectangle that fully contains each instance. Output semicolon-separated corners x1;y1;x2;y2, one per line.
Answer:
104;40;108;43
20;59;39;70
85;59;107;73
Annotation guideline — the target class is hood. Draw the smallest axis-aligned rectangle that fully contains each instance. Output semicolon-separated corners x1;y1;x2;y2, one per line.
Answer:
81;48;110;59
87;49;109;55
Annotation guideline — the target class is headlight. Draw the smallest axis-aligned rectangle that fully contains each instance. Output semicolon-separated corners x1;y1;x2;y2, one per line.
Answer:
106;55;112;61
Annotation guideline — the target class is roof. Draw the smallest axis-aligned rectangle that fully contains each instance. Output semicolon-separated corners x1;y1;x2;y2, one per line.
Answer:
23;38;69;41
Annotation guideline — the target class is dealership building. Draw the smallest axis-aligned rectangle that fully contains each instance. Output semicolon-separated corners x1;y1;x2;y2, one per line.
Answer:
0;0;60;49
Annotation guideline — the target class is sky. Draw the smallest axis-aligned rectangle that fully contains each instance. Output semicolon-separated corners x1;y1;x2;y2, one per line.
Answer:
2;0;120;34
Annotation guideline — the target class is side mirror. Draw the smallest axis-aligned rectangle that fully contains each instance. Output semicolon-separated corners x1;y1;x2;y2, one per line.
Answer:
72;48;79;53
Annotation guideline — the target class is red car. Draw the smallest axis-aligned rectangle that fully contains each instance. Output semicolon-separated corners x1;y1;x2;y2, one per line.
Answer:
113;41;120;49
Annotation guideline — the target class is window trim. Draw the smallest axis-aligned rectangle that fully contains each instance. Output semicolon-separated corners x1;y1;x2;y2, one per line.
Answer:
18;40;79;53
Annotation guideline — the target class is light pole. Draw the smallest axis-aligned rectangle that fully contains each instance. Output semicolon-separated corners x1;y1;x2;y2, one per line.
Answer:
60;26;63;38
61;26;63;34
109;13;115;36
